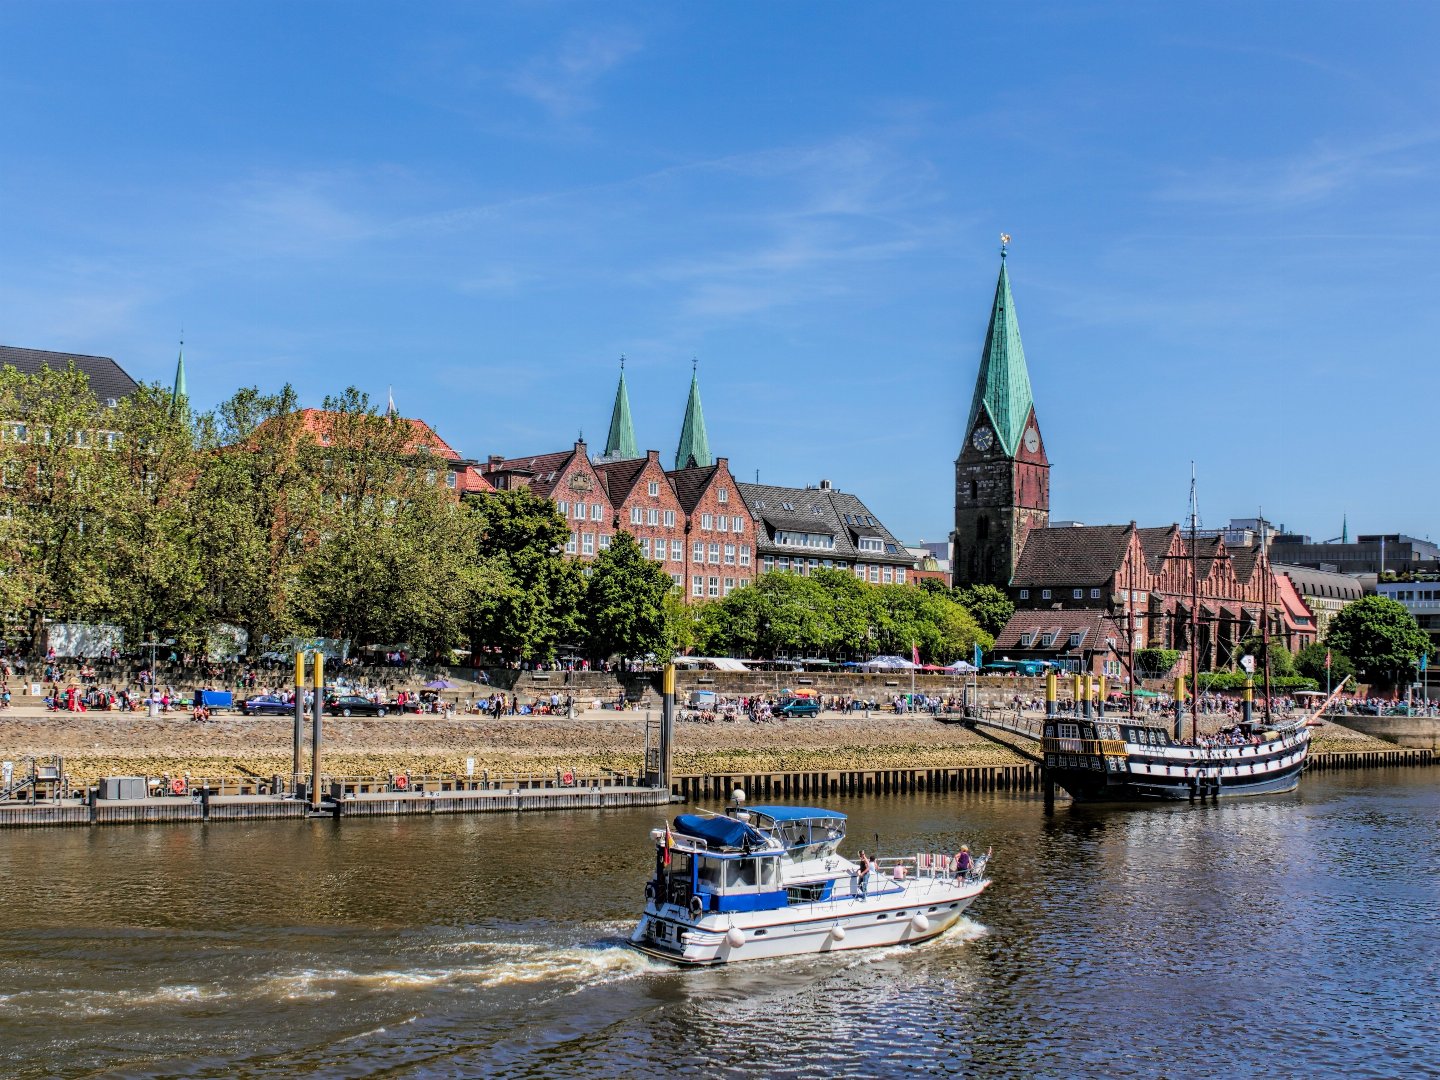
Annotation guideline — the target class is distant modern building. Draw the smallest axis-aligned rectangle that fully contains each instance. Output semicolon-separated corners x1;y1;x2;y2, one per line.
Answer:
1268;533;1440;576
908;542;951;586
1375;579;1440;652
739;479;914;585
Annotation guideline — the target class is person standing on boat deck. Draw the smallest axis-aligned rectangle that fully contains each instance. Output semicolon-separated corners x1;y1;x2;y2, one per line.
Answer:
855;851;871;899
955;845;972;878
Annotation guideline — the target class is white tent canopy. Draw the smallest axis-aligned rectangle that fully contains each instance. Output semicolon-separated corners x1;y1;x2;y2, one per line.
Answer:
863;655;916;670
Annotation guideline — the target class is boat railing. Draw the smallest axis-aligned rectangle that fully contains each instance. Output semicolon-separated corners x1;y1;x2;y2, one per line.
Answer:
1044;736;1128;757
871;852;981;882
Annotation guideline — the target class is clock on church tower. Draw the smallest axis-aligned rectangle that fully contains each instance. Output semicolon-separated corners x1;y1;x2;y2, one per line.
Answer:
952;253;1050;589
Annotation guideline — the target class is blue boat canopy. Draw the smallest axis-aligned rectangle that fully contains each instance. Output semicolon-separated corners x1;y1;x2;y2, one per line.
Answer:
747;806;846;822
672;814;767;850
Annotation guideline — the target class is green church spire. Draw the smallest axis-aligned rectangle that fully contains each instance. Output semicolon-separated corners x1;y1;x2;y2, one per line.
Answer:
171;339;188;412
602;357;639;460
964;248;1036;458
674;358;712;470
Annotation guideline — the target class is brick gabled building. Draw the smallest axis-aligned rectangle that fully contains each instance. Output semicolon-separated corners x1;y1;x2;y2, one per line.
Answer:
738;479;914;585
595;450;688;585
1001;521;1313;675
475;440;616;560
670;457;754;599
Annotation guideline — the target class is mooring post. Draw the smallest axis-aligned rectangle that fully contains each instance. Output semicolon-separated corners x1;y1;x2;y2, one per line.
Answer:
1082;675;1093;720
1045;671;1057;719
292;651;305;795
1173;675;1186;740
1072;673;1082;719
1243;675;1254;727
660;663;675;792
310;653;324;812
1097;675;1106;718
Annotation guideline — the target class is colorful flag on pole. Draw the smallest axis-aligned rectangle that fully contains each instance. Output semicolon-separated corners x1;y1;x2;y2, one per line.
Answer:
663;823;673;866
912;643;921;667
1324;649;1332;670
1421;653;1429;673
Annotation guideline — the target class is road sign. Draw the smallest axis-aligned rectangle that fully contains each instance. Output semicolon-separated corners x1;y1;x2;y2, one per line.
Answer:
1240;655;1255;674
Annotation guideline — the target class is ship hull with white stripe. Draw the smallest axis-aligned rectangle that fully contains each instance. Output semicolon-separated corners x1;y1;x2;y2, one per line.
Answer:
1042;718;1312;803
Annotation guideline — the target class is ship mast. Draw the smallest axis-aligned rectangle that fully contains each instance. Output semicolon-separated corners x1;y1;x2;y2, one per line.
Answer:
1188;465;1201;743
1260;513;1274;725
1126;525;1137;724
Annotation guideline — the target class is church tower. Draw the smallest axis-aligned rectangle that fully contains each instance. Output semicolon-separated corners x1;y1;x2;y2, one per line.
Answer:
597;357;639;462
952;245;1049;588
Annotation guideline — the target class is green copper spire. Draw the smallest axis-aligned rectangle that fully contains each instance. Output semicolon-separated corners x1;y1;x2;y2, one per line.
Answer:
964;252;1035;457
171;340;188;411
603;357;639;460
674;359;712;470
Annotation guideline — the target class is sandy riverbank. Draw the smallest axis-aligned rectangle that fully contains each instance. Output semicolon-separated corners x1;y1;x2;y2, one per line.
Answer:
0;705;1400;785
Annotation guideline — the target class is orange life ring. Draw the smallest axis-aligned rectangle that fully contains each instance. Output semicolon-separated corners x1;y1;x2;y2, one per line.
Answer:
170;777;186;796
394;773;409;791
561;770;575;786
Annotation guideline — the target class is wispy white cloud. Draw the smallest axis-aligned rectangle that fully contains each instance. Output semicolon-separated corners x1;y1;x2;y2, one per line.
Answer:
506;26;643;118
1156;129;1438;210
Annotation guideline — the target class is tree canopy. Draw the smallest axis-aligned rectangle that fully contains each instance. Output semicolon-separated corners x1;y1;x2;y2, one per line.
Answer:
1324;596;1432;684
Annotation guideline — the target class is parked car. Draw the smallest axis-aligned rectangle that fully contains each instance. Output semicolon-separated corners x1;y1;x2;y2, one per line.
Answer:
775;697;821;717
326;694;391;717
242;694;296;716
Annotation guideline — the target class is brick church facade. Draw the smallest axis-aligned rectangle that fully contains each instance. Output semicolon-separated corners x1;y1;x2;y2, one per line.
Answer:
954;252;1312;675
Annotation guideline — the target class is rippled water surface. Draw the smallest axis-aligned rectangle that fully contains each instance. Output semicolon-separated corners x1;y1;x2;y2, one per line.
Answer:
1;771;1437;1078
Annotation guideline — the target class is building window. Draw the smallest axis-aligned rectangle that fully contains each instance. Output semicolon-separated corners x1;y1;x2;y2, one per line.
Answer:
640;537;651;557
648;480;660;497
598;533;611;550
693;575;704;597
1073;589;1083;599
855;565;866;580
664;510;675;527
1020;633;1033;647
763;555;775;571
739;545;751;566
724;544;736;564
708;576;720;597
1090;588;1101;599
882;566;893;584
557;500;569;516
701;513;713;531
565;532;577;554
574;502;586;519
670;539;683;561
445;471;458;488
591;503;603;520
733;517;744;534
858;537;884;553
1019;589;1030;599
1069;633;1082;648
724;577;735;595
895;567;906;584
718;488;728;503
869;566;880;583
654;545;667;563
714;515;726;532
630;507;642;524
581;532;595;555
1040;633;1055;647
777;557;790;571
708;543;720;564
1042;589;1052;600
693;542;704;563
647;508;659;526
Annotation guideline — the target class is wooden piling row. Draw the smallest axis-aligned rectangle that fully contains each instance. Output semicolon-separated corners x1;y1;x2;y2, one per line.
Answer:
671;763;1044;802
1307;748;1434;771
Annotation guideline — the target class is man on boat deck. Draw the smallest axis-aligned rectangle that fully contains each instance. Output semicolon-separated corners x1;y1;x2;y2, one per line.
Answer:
854;851;871;899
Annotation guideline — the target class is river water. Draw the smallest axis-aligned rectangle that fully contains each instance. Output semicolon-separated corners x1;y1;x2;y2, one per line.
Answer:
1;771;1436;1078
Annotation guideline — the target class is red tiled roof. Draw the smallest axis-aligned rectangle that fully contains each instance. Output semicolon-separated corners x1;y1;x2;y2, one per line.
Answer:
994;609;1126;657
295;408;463;461
668;462;719;513
1012;525;1132;588
593;456;651;505
484;448;578;498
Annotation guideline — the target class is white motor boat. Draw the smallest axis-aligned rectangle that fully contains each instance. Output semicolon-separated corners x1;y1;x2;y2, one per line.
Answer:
630;793;991;965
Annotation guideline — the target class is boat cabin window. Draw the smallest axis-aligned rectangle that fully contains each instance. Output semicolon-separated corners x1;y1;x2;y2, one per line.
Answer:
1058;723;1080;739
698;855;779;894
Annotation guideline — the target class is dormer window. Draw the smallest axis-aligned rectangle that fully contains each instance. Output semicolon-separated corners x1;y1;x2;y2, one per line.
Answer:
1040;633;1055;647
1068;633;1082;648
1020;633;1033;647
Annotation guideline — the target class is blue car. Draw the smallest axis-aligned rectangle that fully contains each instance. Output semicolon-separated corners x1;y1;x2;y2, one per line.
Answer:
241;694;296;716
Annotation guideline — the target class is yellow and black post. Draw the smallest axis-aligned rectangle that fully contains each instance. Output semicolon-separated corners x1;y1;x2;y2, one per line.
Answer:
1081;674;1093;721
1173;674;1186;740
292;651;306;795
1097;675;1107;718
1071;673;1083;719
310;652;324;811
1243;674;1254;727
660;663;675;792
1045;671;1058;719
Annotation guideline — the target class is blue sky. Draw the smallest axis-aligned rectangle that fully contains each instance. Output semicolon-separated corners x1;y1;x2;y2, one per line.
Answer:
4;2;1438;546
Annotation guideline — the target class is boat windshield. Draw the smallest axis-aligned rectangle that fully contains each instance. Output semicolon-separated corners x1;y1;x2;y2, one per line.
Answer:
747;807;846;856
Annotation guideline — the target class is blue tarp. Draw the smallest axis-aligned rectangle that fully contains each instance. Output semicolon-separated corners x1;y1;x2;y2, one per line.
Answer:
748;805;846;822
673;814;766;850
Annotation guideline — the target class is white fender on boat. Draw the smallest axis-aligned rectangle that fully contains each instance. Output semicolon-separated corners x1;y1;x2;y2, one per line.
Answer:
911;914;930;933
830;924;846;941
726;927;746;948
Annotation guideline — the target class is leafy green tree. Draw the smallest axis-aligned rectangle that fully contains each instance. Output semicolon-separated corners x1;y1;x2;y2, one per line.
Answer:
1295;642;1356;686
192;384;314;652
1325;596;1432;684
0;361;120;655
103;384;206;651
584;530;674;662
1236;633;1296;677
465;485;582;662
953;583;1015;639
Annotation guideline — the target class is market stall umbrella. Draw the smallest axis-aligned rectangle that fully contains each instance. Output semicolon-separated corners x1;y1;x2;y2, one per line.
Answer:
424;679;455;690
